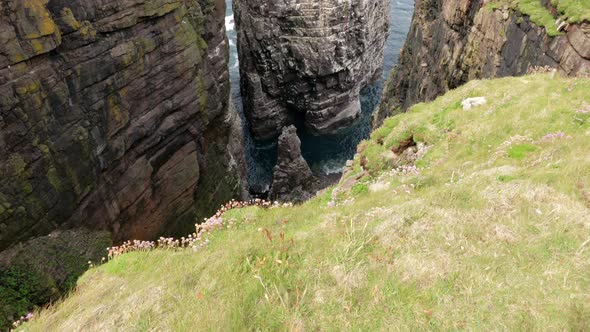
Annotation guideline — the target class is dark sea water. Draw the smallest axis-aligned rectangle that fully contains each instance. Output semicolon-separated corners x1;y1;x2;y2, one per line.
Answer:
225;1;414;189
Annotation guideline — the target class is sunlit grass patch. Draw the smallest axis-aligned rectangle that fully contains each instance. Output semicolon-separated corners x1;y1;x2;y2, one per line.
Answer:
507;143;538;159
488;0;590;36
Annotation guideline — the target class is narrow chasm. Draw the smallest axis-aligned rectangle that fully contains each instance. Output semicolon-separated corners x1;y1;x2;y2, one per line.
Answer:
224;0;415;199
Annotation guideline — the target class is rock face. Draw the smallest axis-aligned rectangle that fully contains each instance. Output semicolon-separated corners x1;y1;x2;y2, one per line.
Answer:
234;0;390;140
0;0;247;251
375;0;590;125
269;126;315;203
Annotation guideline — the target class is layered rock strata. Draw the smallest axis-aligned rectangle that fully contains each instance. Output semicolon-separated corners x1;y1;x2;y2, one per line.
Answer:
0;0;246;250
234;0;390;140
375;0;590;125
269;126;316;203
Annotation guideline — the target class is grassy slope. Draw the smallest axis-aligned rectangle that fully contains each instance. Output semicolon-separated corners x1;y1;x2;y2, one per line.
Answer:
21;74;590;331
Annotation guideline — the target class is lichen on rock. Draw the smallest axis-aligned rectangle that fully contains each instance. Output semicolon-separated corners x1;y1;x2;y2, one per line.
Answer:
0;0;247;251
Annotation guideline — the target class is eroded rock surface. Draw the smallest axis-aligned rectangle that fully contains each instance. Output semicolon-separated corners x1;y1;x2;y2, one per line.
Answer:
375;0;590;125
269;126;316;203
0;0;247;250
234;0;390;140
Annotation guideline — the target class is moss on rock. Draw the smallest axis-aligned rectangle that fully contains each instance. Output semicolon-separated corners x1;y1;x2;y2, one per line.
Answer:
0;229;112;330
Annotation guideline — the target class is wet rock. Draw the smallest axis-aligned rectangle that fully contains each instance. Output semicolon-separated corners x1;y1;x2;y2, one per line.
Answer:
269;126;316;203
234;0;390;140
249;183;270;200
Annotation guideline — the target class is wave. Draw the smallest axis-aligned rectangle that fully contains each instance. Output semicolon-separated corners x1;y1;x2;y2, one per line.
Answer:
318;159;345;175
225;15;235;31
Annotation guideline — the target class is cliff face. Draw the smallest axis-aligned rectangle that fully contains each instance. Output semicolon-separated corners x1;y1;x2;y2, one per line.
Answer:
234;0;390;140
0;0;247;251
375;0;590;125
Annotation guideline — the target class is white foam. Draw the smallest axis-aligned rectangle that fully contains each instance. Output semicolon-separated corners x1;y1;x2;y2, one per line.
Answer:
320;159;345;175
225;15;235;31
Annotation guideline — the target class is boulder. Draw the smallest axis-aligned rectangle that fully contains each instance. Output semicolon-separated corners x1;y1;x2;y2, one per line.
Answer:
462;97;487;110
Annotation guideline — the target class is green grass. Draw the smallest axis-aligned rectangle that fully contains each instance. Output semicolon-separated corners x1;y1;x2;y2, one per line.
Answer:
516;0;562;35
489;0;590;36
552;0;590;22
507;143;538;159
20;74;590;330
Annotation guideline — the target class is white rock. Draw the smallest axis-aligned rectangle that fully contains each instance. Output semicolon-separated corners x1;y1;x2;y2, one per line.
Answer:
462;97;487;110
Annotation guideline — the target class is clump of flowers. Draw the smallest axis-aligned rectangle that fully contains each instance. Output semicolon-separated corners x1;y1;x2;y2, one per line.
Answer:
400;184;414;194
541;132;572;141
107;240;157;259
341;198;355;206
576;104;590;114
390;164;420;176
527;66;556;74
106;199;289;260
12;313;33;328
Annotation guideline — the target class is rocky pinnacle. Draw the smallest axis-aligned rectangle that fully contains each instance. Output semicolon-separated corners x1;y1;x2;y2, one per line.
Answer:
269;126;316;203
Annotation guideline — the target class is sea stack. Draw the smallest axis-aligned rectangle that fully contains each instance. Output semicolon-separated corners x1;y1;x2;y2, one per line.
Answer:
234;0;390;140
269;126;316;203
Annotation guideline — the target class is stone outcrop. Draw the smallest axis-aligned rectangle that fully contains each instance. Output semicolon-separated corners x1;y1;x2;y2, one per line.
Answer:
0;0;247;251
234;0;390;140
269;126;316;203
374;0;590;126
